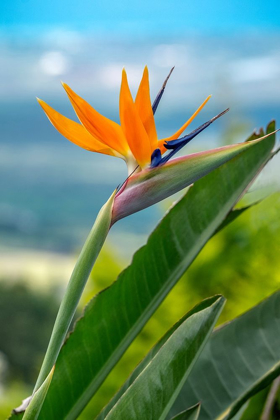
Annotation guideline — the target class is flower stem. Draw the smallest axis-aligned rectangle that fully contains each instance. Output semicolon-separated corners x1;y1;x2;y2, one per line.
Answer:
33;191;116;392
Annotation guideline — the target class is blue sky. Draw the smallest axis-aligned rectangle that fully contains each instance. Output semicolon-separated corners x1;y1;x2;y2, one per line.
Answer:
1;0;280;113
1;0;280;35
1;0;280;249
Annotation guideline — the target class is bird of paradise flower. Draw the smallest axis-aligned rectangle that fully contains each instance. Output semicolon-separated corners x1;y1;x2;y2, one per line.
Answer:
37;66;227;174
29;66;273;403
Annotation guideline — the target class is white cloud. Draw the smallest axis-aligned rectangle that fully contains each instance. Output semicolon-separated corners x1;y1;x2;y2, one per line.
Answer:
98;64;144;91
230;56;280;83
41;29;84;53
98;63;123;89
1;31;280;109
152;44;188;67
39;51;70;76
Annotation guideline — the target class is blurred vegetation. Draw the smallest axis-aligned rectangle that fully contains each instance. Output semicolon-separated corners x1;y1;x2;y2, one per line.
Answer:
0;281;60;383
0;281;59;418
0;192;279;419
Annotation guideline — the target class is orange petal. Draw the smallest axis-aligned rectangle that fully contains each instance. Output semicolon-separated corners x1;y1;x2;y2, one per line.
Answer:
135;66;158;150
62;83;129;157
37;99;116;156
119;69;152;168
161;95;212;142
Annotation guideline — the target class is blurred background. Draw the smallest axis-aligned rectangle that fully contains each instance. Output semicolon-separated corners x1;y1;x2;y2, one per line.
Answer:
1;0;280;418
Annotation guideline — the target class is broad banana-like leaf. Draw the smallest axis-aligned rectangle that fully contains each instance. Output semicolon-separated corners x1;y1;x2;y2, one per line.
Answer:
237;387;269;420
240;377;280;420
229;404;249;420
96;194;277;420
213;205;250;236
10;133;275;420
245;120;275;142
215;119;277;235
170;404;201;420
104;296;224;420
28;133;274;420
98;298;220;420
167;290;280;420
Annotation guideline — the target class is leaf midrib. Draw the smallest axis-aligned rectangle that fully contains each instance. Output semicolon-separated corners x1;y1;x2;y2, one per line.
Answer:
65;201;240;420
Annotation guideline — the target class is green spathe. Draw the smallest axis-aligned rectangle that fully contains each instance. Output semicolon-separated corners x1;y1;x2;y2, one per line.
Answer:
112;135;275;222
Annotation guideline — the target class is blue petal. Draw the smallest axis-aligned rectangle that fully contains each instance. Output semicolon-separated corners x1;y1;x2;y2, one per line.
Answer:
151;108;229;167
152;67;174;115
151;148;162;167
164;120;212;150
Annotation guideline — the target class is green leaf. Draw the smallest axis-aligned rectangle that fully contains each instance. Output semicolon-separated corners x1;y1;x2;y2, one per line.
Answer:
213;205;251;236
34;133;275;420
168;290;280;420
170;404;201;420
245;120;275;143
104;296;224;420
245;127;265;142
238;387;270;420
265;120;276;141
22;367;54;420
241;378;280;420
229;404;249;420
98;298;222;420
